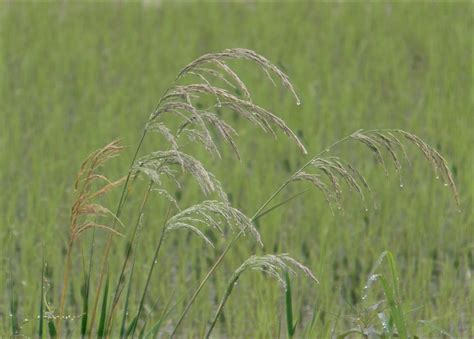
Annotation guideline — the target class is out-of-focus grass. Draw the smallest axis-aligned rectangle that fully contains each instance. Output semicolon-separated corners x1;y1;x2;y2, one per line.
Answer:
1;2;472;337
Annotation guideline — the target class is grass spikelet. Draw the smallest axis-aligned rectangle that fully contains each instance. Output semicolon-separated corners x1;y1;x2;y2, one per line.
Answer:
57;140;124;336
292;157;369;211
160;84;306;154
351;129;460;205
165;200;262;247
291;172;334;213
205;254;317;338
396;130;459;204
351;130;389;176
177;48;300;105
133;150;228;202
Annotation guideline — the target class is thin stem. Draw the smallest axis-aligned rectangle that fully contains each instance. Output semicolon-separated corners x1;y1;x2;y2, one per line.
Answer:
205;276;239;338
88;129;148;338
105;180;154;335
130;205;172;338
56;240;73;335
170;234;240;337
171;133;354;336
86;81;175;336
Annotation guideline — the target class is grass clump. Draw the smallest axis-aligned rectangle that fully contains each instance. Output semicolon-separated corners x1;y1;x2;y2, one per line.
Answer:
11;48;460;338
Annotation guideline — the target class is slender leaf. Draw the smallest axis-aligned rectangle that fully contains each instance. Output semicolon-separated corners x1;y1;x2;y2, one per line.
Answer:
97;274;110;338
38;253;45;338
284;270;297;338
81;231;95;338
120;255;137;338
48;320;57;338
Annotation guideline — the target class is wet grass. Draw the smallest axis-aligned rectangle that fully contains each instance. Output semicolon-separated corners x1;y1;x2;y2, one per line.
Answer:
1;1;472;337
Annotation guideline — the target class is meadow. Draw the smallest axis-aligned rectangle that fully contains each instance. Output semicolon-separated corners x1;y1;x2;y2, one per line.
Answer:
1;2;472;337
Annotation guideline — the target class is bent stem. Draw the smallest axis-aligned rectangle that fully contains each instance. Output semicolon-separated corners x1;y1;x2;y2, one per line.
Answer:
171;134;353;337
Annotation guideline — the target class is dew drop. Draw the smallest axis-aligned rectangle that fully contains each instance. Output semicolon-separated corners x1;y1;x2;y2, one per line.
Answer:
444;183;448;187
435;176;439;180
400;184;404;188
365;208;369;212
154;260;158;264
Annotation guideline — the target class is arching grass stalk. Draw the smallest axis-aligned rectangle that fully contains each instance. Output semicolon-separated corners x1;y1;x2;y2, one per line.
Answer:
170;134;353;336
171;127;460;336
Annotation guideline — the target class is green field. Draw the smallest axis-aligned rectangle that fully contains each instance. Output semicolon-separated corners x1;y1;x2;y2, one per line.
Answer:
1;2;472;337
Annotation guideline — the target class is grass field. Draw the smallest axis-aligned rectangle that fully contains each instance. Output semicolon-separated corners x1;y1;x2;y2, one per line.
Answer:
1;2;472;337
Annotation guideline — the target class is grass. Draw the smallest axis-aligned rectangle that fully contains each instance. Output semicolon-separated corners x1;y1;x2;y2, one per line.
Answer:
1;1;472;337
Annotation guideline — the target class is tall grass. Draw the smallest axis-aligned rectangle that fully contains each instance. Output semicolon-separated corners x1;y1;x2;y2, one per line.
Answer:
2;3;471;337
28;48;459;338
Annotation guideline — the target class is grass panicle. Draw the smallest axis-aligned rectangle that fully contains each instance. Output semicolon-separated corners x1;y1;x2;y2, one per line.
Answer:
165;200;262;247
57;140;125;336
133;150;228;202
285;270;297;339
206;254;318;338
37;49;460;338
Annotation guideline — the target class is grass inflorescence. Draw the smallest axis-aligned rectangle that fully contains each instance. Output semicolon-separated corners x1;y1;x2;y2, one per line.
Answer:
16;48;460;338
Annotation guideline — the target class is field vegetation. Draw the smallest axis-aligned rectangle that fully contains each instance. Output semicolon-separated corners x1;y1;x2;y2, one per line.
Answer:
1;2;472;338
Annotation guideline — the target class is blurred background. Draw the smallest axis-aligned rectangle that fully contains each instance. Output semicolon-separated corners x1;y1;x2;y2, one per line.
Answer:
1;1;472;337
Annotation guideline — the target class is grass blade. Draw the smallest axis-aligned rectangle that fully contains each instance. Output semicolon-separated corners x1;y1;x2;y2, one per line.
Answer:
9;233;19;337
130;206;171;338
48;320;57;338
144;289;178;338
383;251;407;338
108;183;152;335
284;270;297;338
138;320;147;339
120;250;137;338
97;274;110;338
81;231;96;338
126;315;139;338
38;253;45;338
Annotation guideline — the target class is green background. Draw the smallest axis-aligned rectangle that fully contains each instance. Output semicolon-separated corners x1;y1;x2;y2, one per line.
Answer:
1;1;472;337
